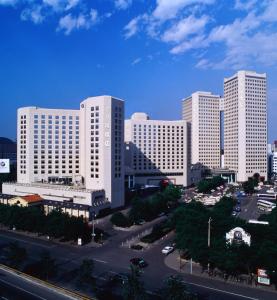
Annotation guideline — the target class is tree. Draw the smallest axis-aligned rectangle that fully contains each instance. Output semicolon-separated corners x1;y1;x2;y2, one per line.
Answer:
122;265;148;300
243;176;258;194
77;259;94;286
5;242;27;269
160;275;198;300
197;176;225;193
110;212;132;227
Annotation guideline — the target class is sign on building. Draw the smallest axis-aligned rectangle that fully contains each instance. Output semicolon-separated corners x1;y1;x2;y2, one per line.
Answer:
0;159;10;174
226;227;251;246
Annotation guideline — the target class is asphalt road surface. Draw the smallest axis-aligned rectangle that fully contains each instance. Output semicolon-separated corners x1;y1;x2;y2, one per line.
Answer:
0;266;79;300
0;222;276;300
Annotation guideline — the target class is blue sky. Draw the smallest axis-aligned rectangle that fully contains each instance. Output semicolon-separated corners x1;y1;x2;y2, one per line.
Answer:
0;0;276;142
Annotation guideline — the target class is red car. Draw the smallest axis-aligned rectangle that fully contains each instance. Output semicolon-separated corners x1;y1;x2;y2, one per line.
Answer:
130;258;148;268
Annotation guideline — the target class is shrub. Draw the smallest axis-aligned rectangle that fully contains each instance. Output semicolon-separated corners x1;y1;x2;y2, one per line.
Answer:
110;212;131;228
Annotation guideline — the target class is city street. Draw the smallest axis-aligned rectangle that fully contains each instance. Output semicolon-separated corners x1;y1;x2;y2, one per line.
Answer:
1;222;277;300
0;265;84;300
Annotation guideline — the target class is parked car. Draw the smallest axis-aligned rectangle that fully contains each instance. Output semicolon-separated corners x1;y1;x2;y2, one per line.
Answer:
162;246;174;255
130;258;148;268
232;211;238;217
135;219;146;225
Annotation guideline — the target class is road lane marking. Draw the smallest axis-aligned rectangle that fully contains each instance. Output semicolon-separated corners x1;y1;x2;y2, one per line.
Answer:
0;234;54;249
184;281;260;300
0;278;47;300
93;259;108;264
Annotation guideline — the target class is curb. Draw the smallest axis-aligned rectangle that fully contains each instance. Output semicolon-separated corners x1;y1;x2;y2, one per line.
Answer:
0;263;94;300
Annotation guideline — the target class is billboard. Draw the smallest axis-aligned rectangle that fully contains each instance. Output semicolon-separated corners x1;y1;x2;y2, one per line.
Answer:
257;269;270;286
226;227;251;246
0;159;10;174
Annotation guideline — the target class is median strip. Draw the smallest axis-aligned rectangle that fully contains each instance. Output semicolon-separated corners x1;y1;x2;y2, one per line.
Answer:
0;263;93;300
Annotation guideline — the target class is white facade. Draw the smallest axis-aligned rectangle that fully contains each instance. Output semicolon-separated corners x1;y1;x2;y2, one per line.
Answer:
80;96;125;208
224;71;267;182
272;152;277;175
125;113;188;186
17;107;80;184
4;96;125;209
182;91;222;170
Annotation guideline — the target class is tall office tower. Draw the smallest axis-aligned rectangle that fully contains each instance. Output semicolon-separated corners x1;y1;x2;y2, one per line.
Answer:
80;96;125;208
224;71;267;182
124;113;188;186
182;91;222;170
17;107;80;184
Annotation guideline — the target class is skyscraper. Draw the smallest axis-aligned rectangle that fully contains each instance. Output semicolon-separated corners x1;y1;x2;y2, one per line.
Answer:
80;96;125;208
182;91;222;170
224;71;267;182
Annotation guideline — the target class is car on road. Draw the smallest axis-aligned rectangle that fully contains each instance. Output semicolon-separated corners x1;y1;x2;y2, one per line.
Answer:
232;211;238;217
130;258;148;268
109;273;129;285
162;246;174;255
235;206;241;212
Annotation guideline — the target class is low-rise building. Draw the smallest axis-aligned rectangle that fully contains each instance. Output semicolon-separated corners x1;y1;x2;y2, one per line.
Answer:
8;194;42;207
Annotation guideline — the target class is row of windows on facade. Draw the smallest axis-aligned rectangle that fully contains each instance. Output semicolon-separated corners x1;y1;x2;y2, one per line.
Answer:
33;114;79;120
32;120;79;126
32;170;80;175
33;165;79;169
34;139;79;144
133;164;185;169
33;160;79;164
34;130;79;135
33;125;79;131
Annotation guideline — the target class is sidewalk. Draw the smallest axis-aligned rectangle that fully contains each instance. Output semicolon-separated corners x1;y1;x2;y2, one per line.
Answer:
164;251;277;293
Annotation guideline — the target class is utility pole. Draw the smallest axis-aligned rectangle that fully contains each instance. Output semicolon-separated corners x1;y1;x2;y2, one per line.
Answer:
207;217;212;273
208;217;212;247
91;211;96;239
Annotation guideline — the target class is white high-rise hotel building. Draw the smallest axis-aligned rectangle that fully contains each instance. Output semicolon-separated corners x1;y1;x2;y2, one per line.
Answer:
182;91;222;170
3;96;125;210
125;113;188;186
224;71;267;182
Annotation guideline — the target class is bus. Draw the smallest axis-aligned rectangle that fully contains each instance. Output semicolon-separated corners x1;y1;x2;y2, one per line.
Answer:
257;193;277;200
257;199;276;212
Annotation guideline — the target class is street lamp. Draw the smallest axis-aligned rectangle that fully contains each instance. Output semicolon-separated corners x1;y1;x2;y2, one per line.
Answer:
207;217;212;273
90;210;97;239
100;233;103;244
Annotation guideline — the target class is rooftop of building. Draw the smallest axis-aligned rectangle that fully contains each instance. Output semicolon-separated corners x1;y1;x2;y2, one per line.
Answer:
182;91;221;102
127;112;185;123
3;182;104;193
21;194;43;203
224;70;266;83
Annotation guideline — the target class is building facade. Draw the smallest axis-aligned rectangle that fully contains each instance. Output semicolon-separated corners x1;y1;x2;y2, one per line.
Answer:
125;113;188;186
272;152;277;176
17;107;80;185
182;92;222;180
80;96;125;208
224;71;267;182
3;96;125;210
